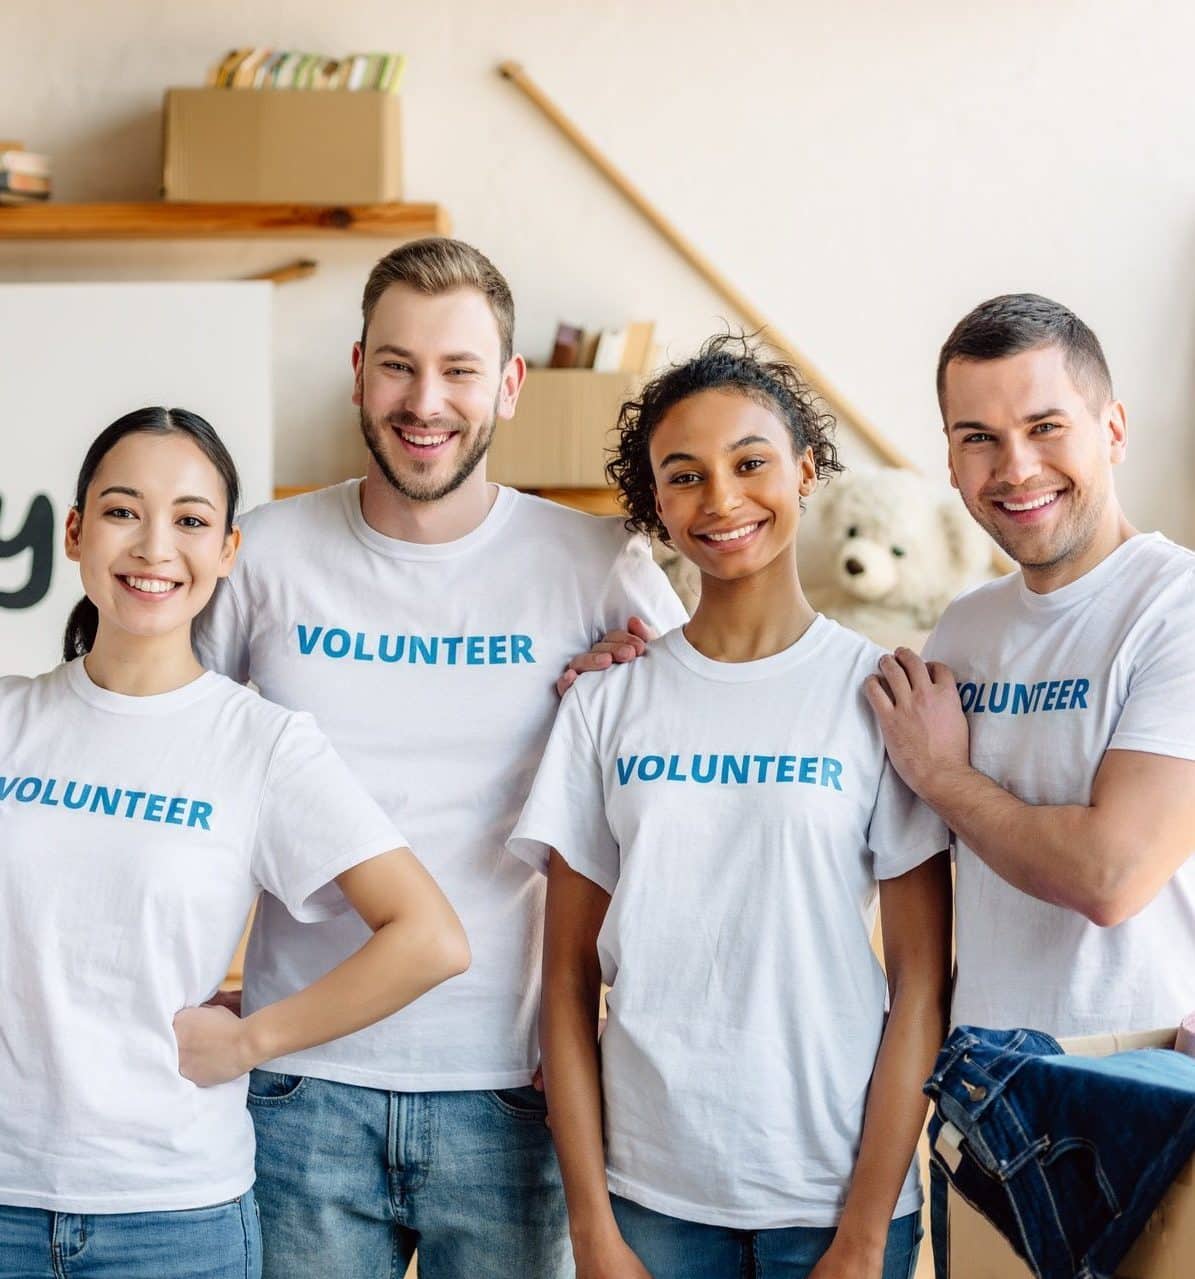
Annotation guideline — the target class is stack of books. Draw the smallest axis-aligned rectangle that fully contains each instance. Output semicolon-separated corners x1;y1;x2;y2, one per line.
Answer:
206;49;405;92
548;321;658;375
0;146;51;206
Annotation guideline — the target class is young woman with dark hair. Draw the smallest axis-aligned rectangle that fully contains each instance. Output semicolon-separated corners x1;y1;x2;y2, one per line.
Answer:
512;337;952;1279
0;408;469;1279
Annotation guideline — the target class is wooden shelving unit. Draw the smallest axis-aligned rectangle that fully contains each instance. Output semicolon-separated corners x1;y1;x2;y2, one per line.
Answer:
0;201;449;240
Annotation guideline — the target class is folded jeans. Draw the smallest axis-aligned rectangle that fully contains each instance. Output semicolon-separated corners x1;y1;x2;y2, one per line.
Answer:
924;1024;1195;1279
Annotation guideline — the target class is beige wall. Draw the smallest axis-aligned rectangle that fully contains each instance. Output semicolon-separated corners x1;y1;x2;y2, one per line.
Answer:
4;0;1192;542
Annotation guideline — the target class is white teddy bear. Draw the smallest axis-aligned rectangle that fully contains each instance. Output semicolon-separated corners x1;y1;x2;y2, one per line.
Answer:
802;468;992;652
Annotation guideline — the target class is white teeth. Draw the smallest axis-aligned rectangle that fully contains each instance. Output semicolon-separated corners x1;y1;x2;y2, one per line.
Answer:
1000;492;1059;512
124;576;177;594
400;430;452;447
705;522;760;543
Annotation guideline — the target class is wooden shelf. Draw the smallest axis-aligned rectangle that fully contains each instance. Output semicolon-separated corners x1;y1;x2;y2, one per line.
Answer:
0;201;450;240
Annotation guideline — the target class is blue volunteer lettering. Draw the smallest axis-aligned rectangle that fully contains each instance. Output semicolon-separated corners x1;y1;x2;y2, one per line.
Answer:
956;677;1091;715
615;753;844;791
296;624;535;666
0;774;214;829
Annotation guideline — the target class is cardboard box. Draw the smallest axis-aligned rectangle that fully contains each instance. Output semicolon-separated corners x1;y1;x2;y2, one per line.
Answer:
487;369;640;489
163;88;402;203
947;1028;1194;1278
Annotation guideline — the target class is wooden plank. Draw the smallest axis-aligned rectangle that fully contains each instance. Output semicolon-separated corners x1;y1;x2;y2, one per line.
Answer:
0;201;450;240
272;482;622;517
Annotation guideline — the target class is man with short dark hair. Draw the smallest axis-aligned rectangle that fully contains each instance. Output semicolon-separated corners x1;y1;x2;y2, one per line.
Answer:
867;290;1195;1267
195;237;686;1279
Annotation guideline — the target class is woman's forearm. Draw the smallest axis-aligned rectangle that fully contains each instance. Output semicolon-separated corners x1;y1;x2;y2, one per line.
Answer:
833;978;948;1257
240;909;469;1068
541;968;620;1250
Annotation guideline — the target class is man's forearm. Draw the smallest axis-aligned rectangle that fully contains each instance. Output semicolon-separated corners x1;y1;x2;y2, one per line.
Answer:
923;764;1121;921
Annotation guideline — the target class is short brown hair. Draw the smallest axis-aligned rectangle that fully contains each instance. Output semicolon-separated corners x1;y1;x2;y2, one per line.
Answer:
360;237;515;364
937;293;1112;413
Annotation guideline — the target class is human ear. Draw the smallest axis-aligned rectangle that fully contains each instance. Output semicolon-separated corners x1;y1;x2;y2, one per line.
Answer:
216;525;242;579
1106;400;1128;464
797;446;817;497
351;342;365;407
64;507;83;563
497;354;527;421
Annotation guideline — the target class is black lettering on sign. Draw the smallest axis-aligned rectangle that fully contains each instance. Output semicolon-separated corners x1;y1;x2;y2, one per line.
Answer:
0;494;54;610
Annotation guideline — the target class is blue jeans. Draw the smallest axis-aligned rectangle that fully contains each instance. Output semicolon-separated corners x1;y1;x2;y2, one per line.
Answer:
248;1069;571;1279
925;1025;1195;1279
0;1192;260;1279
610;1196;922;1278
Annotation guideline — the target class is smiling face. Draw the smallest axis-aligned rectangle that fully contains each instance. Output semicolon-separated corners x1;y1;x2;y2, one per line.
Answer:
943;343;1127;586
352;282;523;503
650;388;817;583
64;431;239;646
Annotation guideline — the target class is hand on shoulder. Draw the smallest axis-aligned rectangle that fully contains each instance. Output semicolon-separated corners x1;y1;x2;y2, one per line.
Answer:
555;616;655;697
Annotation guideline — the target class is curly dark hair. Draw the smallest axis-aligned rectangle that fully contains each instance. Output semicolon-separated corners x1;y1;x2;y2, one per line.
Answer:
606;333;843;542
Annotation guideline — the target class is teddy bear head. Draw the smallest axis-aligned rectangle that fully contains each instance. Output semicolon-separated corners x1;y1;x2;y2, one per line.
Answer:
809;468;991;630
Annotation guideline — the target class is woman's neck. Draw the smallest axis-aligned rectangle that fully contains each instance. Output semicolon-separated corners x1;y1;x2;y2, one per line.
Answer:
82;624;205;697
683;552;816;663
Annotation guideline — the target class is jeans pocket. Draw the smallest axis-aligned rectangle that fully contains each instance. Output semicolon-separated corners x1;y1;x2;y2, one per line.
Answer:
246;1069;307;1105
487;1085;549;1120
1040;1136;1120;1214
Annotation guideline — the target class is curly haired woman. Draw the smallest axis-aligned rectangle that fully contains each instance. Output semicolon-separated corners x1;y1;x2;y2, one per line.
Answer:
511;336;952;1279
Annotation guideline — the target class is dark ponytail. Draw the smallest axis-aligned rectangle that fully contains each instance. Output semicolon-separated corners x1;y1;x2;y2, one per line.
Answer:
62;598;101;662
62;407;241;662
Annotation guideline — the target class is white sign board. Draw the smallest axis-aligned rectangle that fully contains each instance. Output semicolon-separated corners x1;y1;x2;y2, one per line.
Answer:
0;282;273;676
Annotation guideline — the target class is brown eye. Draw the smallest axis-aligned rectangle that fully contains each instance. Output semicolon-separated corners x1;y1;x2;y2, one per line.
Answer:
847;526;859;538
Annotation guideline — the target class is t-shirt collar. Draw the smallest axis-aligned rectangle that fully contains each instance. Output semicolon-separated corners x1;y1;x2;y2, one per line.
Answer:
341;478;518;562
65;657;220;716
1015;531;1163;613
661;614;833;683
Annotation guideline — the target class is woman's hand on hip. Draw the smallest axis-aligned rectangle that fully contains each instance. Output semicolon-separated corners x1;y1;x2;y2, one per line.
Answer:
173;1004;254;1087
574;1235;655;1279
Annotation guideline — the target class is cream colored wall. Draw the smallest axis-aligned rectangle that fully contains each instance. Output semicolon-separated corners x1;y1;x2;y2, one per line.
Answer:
3;0;1192;542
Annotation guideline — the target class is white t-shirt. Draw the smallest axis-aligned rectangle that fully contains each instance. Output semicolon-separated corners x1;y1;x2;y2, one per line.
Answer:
509;618;945;1229
0;660;402;1214
925;533;1195;1037
193;480;686;1090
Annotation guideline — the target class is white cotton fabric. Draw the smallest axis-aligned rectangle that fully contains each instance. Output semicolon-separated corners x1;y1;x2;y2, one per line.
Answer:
0;660;401;1213
925;533;1195;1037
193;480;686;1090
509;618;945;1229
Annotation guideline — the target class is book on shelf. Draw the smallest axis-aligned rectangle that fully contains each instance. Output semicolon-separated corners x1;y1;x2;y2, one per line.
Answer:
592;328;628;372
549;323;584;368
205;48;406;93
0;146;51;205
620;321;655;374
0;149;49;178
575;330;601;369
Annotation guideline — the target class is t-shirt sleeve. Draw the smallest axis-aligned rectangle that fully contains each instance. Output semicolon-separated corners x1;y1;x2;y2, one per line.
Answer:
594;531;689;642
507;687;620;894
1109;575;1195;761
867;758;949;880
193;571;251;684
253;713;406;922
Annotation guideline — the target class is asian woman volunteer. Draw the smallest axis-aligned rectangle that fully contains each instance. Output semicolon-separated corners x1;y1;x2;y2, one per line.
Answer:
510;338;953;1279
0;408;470;1279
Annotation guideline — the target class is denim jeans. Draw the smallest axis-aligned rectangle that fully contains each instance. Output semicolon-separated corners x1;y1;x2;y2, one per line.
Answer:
610;1195;922;1279
247;1069;571;1279
0;1192;260;1279
924;1025;1195;1279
